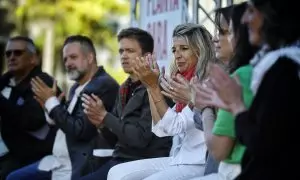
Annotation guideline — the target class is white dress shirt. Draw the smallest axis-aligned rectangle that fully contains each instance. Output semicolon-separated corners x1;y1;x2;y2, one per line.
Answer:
39;81;89;180
152;105;207;166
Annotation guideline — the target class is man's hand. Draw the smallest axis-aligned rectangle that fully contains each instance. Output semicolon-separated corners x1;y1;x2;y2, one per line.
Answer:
81;93;107;128
31;77;64;108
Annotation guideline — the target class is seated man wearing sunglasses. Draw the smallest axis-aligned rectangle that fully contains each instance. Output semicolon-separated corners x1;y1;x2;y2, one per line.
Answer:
0;36;58;179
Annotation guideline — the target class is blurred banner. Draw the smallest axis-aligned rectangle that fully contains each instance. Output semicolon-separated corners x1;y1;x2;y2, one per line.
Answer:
131;0;188;75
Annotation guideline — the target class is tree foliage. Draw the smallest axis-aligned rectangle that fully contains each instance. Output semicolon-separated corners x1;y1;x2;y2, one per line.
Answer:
13;0;129;84
16;0;129;51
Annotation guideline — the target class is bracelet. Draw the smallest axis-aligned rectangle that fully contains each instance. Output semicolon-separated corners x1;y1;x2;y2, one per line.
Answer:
148;89;163;104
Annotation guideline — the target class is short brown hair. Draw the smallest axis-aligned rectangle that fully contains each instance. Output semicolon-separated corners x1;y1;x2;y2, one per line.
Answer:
117;27;154;54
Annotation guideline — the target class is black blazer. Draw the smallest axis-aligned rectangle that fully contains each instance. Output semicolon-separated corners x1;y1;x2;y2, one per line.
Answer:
102;82;172;160
235;58;300;180
48;66;119;179
0;67;57;165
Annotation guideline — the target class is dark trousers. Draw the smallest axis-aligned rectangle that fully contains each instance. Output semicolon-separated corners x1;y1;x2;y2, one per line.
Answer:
80;158;127;180
6;161;51;180
0;154;23;180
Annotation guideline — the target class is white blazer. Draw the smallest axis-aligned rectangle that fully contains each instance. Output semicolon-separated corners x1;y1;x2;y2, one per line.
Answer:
152;106;207;166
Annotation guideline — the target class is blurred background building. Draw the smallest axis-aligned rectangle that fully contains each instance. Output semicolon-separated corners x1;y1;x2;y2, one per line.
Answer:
0;0;245;93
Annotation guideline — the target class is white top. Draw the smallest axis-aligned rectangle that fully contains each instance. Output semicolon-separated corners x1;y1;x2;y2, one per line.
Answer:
152;106;207;166
251;46;300;94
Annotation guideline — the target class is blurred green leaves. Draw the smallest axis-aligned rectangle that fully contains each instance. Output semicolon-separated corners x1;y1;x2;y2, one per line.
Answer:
13;0;129;84
16;0;129;52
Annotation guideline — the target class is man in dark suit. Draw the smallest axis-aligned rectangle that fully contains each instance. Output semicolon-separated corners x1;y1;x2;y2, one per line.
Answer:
6;35;119;180
80;28;172;180
0;36;57;179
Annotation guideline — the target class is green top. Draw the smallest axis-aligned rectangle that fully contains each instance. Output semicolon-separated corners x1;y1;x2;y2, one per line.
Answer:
212;65;253;164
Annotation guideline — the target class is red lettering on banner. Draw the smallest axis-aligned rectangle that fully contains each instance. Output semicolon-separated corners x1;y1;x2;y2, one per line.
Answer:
147;20;168;61
170;0;179;11
148;0;180;16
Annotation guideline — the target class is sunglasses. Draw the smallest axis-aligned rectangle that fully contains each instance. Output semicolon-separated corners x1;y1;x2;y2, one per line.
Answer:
5;49;26;58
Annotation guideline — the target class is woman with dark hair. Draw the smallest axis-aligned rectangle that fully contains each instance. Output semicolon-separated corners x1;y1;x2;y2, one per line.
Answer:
206;0;300;179
189;2;258;180
213;6;234;66
227;3;258;73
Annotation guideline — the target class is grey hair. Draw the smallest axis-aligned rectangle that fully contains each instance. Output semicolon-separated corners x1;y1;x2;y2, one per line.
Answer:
26;43;37;53
170;23;216;82
9;36;37;54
